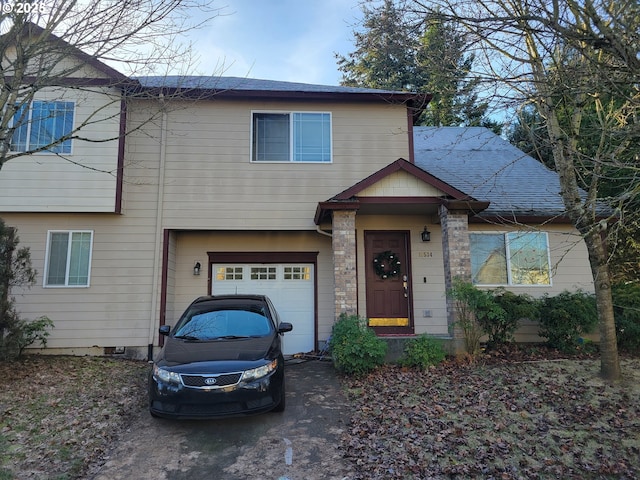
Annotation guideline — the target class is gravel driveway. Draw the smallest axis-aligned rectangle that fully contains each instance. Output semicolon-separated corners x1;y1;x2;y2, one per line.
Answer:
89;359;354;480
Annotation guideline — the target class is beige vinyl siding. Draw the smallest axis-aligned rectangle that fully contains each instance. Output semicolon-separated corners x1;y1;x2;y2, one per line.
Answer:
127;98;411;230
358;170;445;197
1;191;160;350
468;224;594;295
0;87;122;212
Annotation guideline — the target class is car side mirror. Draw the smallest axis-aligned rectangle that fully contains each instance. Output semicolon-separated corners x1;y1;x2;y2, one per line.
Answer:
159;325;171;336
278;322;293;334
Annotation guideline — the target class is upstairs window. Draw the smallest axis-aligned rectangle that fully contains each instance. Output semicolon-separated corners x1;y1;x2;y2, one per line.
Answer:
44;231;93;287
470;232;551;286
11;101;75;154
252;111;331;162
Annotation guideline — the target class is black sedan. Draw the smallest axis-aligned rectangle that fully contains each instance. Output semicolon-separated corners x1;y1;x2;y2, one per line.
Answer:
149;294;293;419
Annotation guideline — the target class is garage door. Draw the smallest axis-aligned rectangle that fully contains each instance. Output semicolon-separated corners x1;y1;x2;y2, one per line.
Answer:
212;264;314;355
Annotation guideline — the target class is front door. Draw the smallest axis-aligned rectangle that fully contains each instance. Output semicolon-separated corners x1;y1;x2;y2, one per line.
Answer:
365;231;412;334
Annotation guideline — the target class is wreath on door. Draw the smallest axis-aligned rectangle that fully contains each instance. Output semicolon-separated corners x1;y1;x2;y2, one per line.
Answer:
373;250;401;279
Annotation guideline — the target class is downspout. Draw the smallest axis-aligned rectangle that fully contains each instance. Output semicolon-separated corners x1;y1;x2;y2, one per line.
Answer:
316;225;332;238
148;93;168;359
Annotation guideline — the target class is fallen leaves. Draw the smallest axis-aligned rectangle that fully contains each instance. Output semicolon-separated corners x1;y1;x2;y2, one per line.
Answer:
341;355;640;479
0;356;149;479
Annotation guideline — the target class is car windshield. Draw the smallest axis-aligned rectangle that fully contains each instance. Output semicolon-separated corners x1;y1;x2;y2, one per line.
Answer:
173;304;273;341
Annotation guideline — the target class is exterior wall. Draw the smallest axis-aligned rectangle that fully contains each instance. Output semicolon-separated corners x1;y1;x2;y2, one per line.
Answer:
128;98;411;230
358;170;444;197
0;212;159;354
469;223;595;342
0;87;122;212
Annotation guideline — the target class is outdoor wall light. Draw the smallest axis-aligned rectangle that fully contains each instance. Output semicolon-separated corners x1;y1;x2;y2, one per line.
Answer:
193;262;201;276
421;226;431;242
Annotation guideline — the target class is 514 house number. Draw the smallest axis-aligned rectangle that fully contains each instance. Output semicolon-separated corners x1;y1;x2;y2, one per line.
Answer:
418;251;433;258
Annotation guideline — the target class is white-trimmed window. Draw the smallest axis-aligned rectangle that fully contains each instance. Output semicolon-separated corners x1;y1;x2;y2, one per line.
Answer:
470;232;551;286
252;111;331;162
44;231;93;287
11;101;75;154
250;266;276;280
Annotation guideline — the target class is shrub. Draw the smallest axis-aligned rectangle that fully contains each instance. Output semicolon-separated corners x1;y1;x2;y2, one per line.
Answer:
538;290;598;353
0;314;54;360
399;334;446;369
447;278;505;355
612;282;640;354
489;289;539;348
329;313;387;376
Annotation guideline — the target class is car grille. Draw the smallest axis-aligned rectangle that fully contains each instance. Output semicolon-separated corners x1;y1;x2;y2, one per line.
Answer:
180;372;242;388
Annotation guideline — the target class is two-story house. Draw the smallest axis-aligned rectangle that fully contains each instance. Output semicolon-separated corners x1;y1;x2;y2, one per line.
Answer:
1;33;594;359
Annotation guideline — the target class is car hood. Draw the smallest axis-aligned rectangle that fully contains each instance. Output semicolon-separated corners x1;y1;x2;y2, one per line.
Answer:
160;335;276;365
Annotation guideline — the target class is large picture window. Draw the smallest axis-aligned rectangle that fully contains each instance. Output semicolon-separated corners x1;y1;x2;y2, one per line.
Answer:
11;101;75;154
44;231;93;287
470;232;551;286
252;111;331;162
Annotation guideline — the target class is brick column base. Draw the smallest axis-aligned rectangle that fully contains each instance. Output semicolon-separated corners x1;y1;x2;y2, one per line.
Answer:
439;205;472;353
332;210;357;320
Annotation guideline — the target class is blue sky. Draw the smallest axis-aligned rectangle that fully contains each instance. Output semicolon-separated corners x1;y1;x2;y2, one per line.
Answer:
186;0;364;85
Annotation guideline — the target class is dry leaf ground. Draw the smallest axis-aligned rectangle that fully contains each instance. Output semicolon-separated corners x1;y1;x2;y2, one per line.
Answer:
342;354;640;479
0;352;638;480
0;356;149;480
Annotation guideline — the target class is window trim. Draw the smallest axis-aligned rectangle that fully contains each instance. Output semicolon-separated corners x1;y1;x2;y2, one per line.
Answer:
43;230;93;288
250;110;333;163
10;100;76;155
470;231;552;287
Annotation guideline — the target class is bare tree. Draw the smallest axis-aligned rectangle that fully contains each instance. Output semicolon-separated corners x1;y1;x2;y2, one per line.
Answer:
411;0;640;381
0;0;218;171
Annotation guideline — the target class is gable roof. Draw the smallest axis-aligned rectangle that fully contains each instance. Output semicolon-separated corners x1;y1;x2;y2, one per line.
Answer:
4;22;132;85
134;75;431;108
413;127;570;221
314;158;490;224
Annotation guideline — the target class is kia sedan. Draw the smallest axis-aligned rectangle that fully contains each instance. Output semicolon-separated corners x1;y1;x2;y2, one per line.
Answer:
149;294;293;419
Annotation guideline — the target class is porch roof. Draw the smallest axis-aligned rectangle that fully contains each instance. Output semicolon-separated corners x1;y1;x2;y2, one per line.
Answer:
314;158;490;224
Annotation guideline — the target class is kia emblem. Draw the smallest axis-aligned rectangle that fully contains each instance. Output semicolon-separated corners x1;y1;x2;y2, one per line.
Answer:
204;377;217;385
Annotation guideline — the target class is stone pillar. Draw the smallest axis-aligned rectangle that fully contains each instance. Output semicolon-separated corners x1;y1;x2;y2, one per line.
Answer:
439;205;472;353
332;210;358;320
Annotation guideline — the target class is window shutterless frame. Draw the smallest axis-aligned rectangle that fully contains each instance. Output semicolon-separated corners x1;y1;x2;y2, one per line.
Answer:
470;231;552;286
10;100;75;154
43;230;94;287
250;110;332;163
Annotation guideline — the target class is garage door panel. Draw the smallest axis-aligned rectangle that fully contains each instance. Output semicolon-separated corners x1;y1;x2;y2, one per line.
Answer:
212;264;314;355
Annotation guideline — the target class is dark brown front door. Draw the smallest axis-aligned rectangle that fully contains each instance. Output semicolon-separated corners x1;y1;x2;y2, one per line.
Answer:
365;231;412;334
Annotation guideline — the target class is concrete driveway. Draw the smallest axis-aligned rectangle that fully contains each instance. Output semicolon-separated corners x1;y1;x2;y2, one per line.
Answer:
89;359;355;480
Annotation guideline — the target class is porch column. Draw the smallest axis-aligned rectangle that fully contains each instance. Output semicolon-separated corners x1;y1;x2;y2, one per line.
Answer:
439;204;472;354
332;209;358;319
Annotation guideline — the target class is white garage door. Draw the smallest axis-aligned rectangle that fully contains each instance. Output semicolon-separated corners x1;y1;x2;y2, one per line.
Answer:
212;264;314;355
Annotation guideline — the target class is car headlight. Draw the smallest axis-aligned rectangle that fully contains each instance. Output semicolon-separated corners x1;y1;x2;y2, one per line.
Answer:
153;365;181;385
241;359;278;383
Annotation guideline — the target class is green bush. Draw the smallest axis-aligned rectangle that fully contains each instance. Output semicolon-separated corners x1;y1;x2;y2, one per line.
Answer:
538;291;598;353
447;278;505;355
489;289;539;348
329;313;387;376
0;313;54;360
399;334;446;369
612;282;640;354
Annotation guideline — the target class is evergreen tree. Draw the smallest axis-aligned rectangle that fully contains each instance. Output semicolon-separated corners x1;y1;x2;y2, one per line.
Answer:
337;1;499;130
